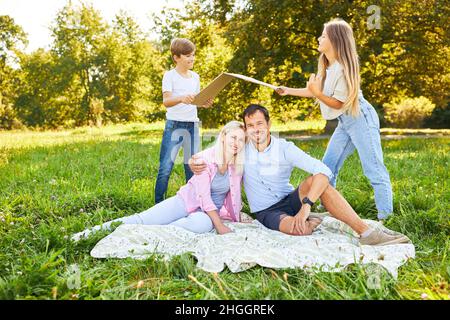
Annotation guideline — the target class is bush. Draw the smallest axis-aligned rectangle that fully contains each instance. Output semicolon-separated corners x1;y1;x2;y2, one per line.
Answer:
423;104;450;129
0;102;24;130
383;96;436;128
143;103;166;123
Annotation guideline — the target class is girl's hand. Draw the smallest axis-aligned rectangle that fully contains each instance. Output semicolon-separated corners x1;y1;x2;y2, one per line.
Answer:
306;73;322;97
216;224;233;235
275;86;289;96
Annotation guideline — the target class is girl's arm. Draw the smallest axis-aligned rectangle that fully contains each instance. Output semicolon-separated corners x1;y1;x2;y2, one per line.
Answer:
277;74;345;110
307;74;344;110
276;86;314;98
206;210;232;234
314;92;344;110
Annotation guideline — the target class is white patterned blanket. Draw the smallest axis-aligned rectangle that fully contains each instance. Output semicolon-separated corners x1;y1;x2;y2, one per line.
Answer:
90;215;415;278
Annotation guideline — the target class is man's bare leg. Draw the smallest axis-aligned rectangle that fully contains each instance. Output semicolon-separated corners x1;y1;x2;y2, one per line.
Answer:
280;176;410;245
296;175;369;235
319;184;369;235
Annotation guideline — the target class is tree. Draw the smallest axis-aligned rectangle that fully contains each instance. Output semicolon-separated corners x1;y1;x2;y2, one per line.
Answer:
157;0;449;126
0;15;27;129
50;2;107;126
98;12;165;123
12;3;167;129
15;49;59;127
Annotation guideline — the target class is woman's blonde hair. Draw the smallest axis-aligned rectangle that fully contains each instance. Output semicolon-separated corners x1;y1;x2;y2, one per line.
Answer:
318;19;360;117
214;121;246;176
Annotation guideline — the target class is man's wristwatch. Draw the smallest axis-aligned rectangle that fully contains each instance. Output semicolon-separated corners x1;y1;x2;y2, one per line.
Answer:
302;197;315;207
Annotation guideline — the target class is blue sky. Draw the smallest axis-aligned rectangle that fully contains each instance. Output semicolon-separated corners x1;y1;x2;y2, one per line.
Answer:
0;0;183;52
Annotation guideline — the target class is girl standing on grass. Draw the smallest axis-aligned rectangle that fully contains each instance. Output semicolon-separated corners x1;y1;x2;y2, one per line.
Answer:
276;19;393;221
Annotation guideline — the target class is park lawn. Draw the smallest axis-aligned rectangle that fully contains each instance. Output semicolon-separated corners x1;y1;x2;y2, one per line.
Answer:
0;122;449;300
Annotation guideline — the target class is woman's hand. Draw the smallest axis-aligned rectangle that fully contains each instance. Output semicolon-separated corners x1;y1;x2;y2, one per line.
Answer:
216;224;233;235
275;86;289;96
306;73;322;97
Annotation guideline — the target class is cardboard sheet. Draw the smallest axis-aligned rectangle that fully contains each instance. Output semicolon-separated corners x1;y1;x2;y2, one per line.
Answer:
193;72;278;106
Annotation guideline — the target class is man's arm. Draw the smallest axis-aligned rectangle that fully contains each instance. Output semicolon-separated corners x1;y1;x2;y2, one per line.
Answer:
188;154;208;175
282;140;333;234
283;141;333;180
291;173;329;234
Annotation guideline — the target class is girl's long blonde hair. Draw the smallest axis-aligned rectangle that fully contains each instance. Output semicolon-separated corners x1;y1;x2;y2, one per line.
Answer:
214;120;246;176
318;19;360;117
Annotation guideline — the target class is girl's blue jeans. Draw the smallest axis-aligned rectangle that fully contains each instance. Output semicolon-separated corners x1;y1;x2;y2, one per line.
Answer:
322;97;393;219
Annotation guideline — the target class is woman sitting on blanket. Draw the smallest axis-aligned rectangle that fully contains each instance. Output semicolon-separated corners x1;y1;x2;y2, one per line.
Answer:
73;121;246;241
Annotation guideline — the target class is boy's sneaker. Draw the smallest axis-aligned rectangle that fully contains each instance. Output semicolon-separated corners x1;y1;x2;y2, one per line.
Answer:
359;229;411;246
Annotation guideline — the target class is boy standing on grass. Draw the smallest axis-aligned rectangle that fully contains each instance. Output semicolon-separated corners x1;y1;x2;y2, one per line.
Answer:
155;38;213;204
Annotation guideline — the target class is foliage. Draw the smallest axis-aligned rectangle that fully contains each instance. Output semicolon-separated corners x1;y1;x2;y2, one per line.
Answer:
155;0;449;126
7;3;165;129
0;15;27;129
384;96;436;128
1;1;449;128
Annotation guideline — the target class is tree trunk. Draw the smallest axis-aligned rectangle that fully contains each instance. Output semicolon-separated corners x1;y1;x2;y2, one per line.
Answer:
324;119;338;135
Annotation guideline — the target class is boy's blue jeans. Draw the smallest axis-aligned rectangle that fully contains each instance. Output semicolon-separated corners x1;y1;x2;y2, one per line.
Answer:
155;120;200;204
322;97;393;219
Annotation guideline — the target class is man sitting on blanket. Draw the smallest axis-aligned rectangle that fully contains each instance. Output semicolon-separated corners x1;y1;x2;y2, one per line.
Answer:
189;104;410;245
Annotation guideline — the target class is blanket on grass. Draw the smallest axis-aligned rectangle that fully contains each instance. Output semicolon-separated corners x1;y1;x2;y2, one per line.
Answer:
90;215;415;278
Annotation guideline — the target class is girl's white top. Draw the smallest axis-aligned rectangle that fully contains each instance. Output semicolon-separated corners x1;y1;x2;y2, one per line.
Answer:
319;61;349;120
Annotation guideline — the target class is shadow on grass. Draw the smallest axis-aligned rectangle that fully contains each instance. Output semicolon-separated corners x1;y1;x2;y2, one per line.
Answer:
273;128;326;136
115;129;163;138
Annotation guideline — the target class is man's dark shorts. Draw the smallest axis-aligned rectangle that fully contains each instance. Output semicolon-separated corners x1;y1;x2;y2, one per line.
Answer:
254;187;302;231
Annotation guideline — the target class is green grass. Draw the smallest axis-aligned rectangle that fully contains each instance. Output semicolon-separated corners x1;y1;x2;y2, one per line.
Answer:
0;122;449;300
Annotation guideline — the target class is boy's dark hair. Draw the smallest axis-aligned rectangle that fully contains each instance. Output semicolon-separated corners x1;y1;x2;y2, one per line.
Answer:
170;38;195;61
242;104;270;125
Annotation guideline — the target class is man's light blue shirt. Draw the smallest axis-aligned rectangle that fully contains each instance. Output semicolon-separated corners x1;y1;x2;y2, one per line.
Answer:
243;135;333;213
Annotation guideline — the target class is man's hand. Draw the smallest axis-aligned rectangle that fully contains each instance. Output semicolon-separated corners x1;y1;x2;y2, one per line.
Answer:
201;98;213;108
188;154;207;175
291;205;311;235
181;94;196;104
306;73;322;97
